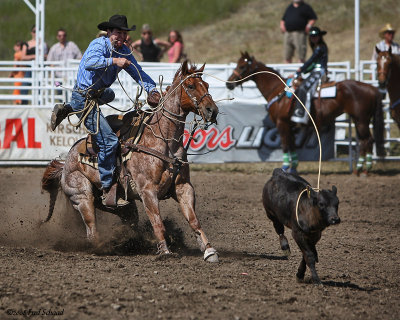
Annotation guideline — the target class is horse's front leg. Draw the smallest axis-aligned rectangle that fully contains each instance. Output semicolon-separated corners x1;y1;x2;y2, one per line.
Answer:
175;181;219;263
140;189;171;255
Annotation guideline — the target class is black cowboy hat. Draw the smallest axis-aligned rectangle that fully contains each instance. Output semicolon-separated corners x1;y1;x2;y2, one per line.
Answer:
97;14;136;31
309;26;327;36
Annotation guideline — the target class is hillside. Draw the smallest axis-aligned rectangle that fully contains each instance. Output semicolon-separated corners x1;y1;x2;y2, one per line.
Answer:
1;0;399;65
180;0;400;64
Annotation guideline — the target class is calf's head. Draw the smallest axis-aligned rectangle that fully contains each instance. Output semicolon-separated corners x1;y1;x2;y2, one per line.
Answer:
315;186;340;226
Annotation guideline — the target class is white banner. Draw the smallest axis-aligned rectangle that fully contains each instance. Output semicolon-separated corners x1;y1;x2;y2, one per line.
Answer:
0;107;85;161
0;103;334;163
185;101;334;163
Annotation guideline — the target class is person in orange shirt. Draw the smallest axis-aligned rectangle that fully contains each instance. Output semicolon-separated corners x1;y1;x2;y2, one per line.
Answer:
9;41;26;105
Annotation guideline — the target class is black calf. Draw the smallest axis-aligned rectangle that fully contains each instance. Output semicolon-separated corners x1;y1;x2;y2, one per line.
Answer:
262;168;340;284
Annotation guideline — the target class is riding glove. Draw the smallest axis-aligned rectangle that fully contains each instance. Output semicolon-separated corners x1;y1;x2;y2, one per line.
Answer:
147;90;161;107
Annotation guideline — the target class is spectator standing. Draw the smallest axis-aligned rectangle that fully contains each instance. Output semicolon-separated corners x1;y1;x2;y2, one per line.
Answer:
132;24;169;62
20;25;49;63
280;0;317;63
20;25;48;104
371;23;400;60
47;28;82;79
9;41;26;105
167;30;184;63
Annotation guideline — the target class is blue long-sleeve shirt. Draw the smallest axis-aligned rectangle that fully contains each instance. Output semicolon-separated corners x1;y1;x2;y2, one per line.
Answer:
76;36;156;93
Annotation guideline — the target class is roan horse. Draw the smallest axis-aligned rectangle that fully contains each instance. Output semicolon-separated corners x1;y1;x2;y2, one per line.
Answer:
227;52;385;174
41;61;220;262
375;46;400;129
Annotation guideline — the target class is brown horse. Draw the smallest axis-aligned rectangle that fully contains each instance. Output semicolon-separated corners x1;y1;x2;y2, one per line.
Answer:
41;61;220;262
376;46;400;129
226;52;385;174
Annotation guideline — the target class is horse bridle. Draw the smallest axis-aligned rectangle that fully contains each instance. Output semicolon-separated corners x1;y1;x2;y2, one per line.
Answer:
232;57;258;81
181;74;213;122
377;53;400;111
377;54;392;88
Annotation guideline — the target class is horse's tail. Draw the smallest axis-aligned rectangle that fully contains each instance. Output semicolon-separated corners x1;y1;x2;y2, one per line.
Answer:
41;159;64;223
373;91;385;157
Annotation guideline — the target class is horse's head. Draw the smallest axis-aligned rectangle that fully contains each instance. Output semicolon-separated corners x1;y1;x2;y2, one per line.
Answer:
172;60;219;123
375;46;400;129
376;46;393;90
226;51;258;90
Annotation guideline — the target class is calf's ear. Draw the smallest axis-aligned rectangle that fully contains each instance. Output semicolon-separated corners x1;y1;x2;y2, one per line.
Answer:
312;193;318;206
332;185;337;195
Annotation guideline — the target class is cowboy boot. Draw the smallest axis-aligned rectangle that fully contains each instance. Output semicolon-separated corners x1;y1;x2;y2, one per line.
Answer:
50;103;73;131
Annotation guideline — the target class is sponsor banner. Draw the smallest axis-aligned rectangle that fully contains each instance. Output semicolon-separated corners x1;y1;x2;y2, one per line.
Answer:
0;103;334;163
185;101;334;163
0;107;86;161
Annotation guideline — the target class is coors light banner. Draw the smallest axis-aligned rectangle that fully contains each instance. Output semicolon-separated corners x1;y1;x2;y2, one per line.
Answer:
185;101;334;163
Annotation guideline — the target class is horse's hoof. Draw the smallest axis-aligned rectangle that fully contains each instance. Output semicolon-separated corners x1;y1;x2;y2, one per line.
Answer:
296;275;305;283
360;170;368;178
282;248;291;257
282;165;290;172
288;167;298;175
204;248;219;263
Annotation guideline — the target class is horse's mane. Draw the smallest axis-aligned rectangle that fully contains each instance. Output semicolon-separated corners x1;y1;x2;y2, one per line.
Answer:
263;64;282;78
254;59;284;79
244;53;283;78
173;60;201;80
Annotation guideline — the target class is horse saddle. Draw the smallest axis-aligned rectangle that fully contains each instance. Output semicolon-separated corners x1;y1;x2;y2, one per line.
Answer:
77;110;149;168
314;81;337;99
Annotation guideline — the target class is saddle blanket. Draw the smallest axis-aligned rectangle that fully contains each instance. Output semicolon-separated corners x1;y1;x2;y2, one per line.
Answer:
314;85;336;98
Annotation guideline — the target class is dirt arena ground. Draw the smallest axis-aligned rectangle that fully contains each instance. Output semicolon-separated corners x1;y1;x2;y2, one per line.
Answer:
0;164;399;320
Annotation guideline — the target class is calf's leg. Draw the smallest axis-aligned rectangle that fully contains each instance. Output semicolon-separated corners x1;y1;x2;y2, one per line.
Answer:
293;231;321;284
266;209;291;255
296;256;307;281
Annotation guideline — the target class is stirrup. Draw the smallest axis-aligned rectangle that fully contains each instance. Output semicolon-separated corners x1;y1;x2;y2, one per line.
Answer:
116;198;130;207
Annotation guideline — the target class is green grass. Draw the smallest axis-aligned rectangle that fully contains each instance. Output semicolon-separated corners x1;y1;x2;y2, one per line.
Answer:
1;0;400;63
0;0;247;60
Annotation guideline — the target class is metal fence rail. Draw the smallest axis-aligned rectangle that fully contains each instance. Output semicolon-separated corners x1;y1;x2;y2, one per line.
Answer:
0;59;398;167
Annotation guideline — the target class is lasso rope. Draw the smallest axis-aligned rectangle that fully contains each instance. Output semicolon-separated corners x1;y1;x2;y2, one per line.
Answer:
56;38;321;228
197;69;322;230
97;66;323;227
